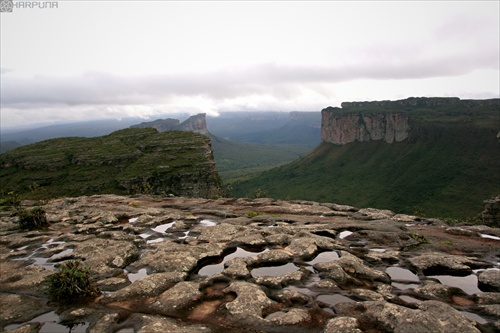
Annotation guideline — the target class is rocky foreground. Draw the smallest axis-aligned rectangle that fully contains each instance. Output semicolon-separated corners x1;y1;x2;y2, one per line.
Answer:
1;195;499;333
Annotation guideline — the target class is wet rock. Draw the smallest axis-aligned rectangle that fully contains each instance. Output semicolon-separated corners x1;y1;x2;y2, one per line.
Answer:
135;314;212;333
71;238;139;278
254;270;308;289
475;292;500;304
314;261;349;286
0;293;50;329
446;227;479;237
135;242;225;273
0;262;52;295
365;250;400;264
266;308;311;325
88;313;119;333
146;281;203;315
255;249;293;265
354;208;395;220
414;280;461;301
100;271;186;303
336;251;390;284
341;300;481;333
96;277;130;291
4;323;42;333
478;304;500;318
350;288;385;301
222;281;276;327
222;257;252;279
272;289;314;307
197;223;244;242
409;252;488;275
478;269;500;292
323;316;362;333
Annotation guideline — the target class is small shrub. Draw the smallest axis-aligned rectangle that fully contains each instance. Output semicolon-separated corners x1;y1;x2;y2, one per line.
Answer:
408;232;429;244
0;191;21;211
16;207;49;230
247;211;266;217
45;260;100;304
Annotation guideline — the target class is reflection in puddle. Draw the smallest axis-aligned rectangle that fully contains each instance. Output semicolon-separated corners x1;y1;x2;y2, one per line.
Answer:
198;248;267;276
399;295;421;303
152;222;175;233
128;217;139;223
338;231;353;239
146;238;165;244
178;231;190;239
461;311;489;324
4;311;88;333
265;311;288;321
317;294;355;306
127;268;148;282
251;263;298;277
139;233;152;239
428;274;481;295
14;247;74;271
199;219;217;227
386;267;420;282
116;328;135;333
392;282;420;290
480;234;500;241
306;251;339;265
369;248;387;252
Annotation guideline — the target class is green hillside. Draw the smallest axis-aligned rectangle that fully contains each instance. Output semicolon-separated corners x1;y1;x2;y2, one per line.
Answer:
231;103;500;219
0;129;222;200
209;135;309;182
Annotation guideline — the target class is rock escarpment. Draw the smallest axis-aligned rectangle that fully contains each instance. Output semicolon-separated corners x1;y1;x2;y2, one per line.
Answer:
321;111;409;145
1;195;499;332
0;128;221;199
321;97;500;145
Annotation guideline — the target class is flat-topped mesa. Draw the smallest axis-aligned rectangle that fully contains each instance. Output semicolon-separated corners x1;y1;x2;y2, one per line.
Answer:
321;97;500;145
131;113;209;135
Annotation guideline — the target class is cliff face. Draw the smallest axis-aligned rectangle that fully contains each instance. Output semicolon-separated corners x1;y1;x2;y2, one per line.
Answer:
321;111;409;144
131;113;208;135
321;97;500;145
0;128;222;199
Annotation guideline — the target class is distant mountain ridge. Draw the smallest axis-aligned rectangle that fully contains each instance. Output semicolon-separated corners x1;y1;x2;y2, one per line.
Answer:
131;113;209;134
232;97;500;219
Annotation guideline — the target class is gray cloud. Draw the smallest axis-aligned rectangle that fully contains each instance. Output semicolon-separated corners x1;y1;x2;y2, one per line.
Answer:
2;53;497;109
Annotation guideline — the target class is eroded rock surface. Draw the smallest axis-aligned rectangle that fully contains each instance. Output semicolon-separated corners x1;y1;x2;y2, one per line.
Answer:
1;194;499;332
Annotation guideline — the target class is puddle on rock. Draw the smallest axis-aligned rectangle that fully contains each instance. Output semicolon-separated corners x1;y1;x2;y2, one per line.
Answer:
152;222;175;233
251;263;298;277
480;234;500;241
461;311;489;324
128;217;139;223
369;248;387;252
146;238;166;244
199;219;217;227
126;268;148;282
338;231;353;239
428;274;481;295
317;294;355;306
116;329;135;333
198;247;268;276
386;266;420;282
4;311;88;333
392;282;420;290
399;295;421;303
306;251;339;265
14;247;74;271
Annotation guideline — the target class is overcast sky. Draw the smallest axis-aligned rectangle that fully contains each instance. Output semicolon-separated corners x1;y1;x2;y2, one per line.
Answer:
1;1;499;128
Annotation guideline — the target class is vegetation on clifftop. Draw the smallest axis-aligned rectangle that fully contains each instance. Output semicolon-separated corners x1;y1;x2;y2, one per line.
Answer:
0;129;222;200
